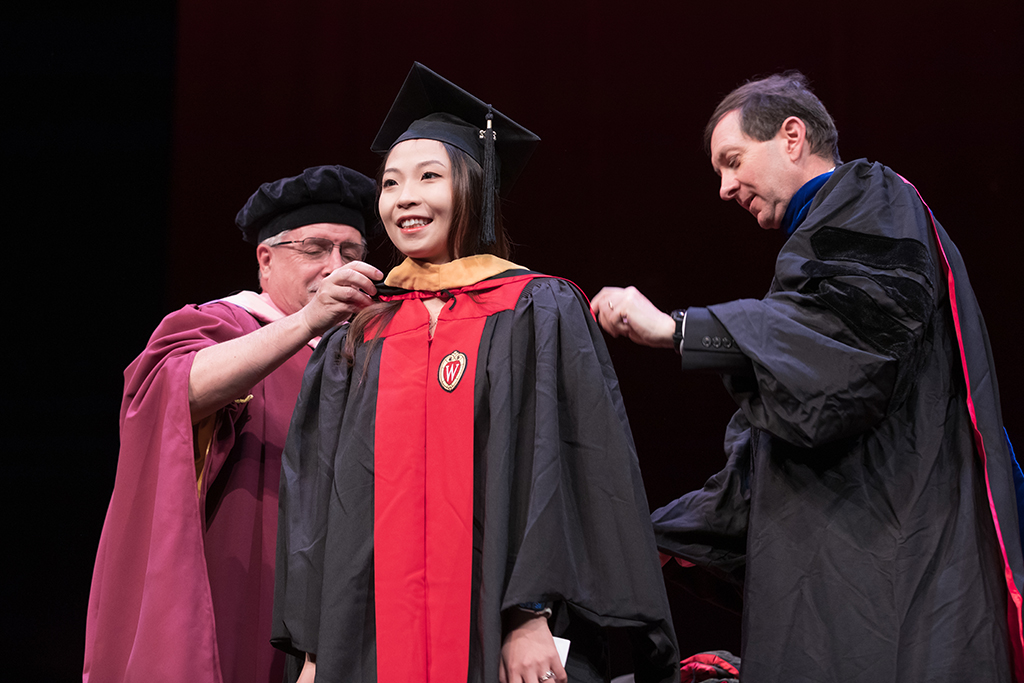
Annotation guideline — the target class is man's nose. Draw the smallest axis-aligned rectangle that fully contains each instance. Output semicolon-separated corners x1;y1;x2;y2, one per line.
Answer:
324;244;345;272
719;173;738;201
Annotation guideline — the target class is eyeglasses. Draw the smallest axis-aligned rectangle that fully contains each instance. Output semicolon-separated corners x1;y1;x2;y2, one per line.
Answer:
270;237;366;263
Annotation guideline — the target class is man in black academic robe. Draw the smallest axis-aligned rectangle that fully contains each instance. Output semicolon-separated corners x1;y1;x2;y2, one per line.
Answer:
591;72;1023;683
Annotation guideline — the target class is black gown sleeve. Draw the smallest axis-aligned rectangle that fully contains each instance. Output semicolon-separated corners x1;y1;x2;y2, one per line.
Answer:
272;324;351;658
476;277;679;683
708;163;940;448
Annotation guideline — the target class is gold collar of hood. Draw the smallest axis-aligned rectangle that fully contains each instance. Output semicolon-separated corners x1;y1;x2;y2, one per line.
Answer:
384;254;526;292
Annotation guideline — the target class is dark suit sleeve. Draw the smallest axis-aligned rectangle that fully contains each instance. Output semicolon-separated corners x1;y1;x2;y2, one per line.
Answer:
679;306;753;375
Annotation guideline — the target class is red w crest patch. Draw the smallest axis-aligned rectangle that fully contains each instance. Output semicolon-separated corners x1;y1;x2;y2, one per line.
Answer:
438;350;468;393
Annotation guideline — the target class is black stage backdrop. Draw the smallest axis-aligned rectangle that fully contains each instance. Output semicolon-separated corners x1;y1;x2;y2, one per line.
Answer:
4;0;1022;680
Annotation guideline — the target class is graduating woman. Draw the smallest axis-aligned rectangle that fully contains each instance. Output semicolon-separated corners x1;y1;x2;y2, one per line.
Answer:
272;63;678;683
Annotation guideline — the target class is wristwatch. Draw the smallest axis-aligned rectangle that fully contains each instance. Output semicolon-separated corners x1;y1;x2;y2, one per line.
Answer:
516;602;553;618
670;308;687;352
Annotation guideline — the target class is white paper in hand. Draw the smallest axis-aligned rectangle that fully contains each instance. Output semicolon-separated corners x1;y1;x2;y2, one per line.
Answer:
553;636;570;666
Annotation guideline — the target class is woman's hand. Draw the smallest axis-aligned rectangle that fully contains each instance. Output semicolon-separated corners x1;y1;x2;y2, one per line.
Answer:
499;611;567;683
296;652;316;683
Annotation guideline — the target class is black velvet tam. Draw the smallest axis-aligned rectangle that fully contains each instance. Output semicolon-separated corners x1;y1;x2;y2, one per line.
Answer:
235;165;377;244
371;63;540;196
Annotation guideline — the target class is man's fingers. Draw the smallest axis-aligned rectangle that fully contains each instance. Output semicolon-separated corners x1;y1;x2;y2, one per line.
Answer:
317;282;371;307
591;293;620;334
337;259;383;281
329;261;383;292
602;298;633;337
590;286;624;316
325;268;381;299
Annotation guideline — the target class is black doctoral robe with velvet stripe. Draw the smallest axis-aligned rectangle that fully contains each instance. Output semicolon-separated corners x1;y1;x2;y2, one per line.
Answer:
273;259;678;683
653;160;1023;683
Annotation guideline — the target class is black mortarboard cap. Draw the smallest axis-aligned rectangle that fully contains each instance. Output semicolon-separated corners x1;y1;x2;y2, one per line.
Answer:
235;165;377;244
371;63;540;244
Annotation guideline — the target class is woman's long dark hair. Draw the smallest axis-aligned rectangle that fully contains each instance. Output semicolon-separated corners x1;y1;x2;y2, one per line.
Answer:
343;142;508;365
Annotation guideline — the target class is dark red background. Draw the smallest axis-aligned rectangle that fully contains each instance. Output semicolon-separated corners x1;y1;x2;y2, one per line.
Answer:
5;0;1022;679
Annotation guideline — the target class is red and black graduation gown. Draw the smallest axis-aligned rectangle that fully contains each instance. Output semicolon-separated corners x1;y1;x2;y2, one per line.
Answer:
272;255;678;683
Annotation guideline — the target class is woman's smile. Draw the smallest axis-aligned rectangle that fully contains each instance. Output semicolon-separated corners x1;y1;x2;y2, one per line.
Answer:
398;216;432;233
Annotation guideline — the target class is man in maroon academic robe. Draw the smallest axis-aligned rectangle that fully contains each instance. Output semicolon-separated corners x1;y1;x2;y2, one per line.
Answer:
84;165;381;683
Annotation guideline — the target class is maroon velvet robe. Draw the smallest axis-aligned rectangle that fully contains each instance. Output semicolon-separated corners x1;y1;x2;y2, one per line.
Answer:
84;297;310;683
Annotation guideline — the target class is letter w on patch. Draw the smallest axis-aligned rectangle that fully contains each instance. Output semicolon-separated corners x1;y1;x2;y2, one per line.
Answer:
438;350;468;392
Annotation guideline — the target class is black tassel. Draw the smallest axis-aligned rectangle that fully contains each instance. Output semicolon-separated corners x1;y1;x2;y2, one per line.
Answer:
480;107;496;245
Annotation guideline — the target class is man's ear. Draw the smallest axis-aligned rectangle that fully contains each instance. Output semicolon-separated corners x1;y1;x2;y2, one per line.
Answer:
256;243;273;281
779;116;807;160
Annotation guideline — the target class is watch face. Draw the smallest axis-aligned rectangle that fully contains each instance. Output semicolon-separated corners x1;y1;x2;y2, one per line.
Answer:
671;308;686;322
